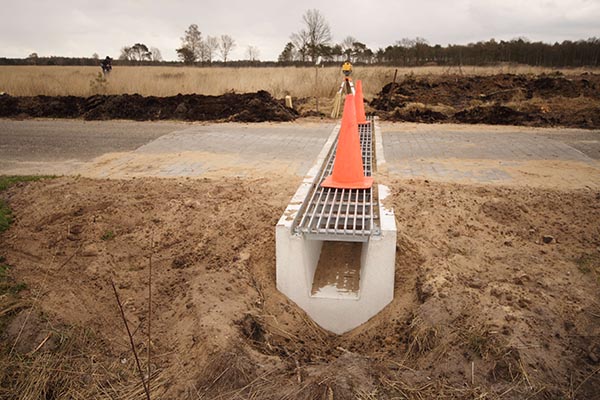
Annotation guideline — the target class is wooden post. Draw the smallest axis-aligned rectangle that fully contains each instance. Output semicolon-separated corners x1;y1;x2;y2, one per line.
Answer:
315;66;319;114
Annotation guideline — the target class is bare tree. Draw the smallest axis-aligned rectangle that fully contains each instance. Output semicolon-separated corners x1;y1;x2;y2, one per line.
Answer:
178;24;203;63
341;36;357;60
218;35;236;63
291;30;310;61
119;47;132;60
245;45;260;61
149;47;162;62
204;36;219;63
300;9;332;62
396;38;416;48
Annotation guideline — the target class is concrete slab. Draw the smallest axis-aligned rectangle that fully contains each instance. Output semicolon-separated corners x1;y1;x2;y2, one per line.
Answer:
82;123;334;178
381;124;600;188
0;120;334;178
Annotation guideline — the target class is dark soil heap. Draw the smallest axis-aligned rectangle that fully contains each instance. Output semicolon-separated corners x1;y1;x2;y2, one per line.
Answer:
371;73;600;129
0;90;298;122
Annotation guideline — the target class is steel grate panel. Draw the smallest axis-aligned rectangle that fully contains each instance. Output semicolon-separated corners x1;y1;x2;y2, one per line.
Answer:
294;117;378;242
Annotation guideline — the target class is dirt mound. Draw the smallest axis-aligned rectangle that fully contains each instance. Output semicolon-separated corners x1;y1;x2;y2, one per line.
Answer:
371;73;600;128
454;104;536;125
0;90;298;122
1;177;599;398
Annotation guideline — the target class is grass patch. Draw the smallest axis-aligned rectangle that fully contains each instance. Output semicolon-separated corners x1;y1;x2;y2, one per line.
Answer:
575;253;600;282
0;261;13;296
101;230;115;241
0;175;55;233
0;200;12;233
10;282;27;294
0;175;54;192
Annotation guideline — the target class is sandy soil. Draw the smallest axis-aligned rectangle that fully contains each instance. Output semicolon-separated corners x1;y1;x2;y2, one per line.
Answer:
0;175;599;399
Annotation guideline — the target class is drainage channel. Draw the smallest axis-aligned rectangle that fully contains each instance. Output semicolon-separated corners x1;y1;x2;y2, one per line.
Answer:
293;117;379;242
276;114;397;334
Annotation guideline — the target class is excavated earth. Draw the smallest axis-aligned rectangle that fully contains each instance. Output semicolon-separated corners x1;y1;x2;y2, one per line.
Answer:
370;73;600;129
0;177;599;399
0;91;298;122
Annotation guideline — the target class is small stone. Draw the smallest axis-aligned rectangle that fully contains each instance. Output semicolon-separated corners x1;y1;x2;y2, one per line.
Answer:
81;244;99;257
517;298;530;308
589;352;599;364
564;320;575;331
468;279;485;289
69;225;84;235
542;235;555;244
184;199;197;208
513;274;529;285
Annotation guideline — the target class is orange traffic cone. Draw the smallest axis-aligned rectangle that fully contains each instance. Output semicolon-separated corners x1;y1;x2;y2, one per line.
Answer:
321;94;374;189
354;80;369;124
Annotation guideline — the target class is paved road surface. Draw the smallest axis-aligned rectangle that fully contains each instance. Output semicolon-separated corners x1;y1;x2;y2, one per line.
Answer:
0;120;181;161
1;119;599;188
381;124;600;188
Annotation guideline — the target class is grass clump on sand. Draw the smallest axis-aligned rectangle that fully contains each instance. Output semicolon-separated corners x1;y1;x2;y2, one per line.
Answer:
0;176;54;232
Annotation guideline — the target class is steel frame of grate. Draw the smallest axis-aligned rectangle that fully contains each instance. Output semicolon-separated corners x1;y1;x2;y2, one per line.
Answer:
294;118;379;242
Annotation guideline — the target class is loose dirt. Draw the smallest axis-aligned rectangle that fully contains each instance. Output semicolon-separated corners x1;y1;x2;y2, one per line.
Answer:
371;73;600;129
1;176;599;399
0;91;298;122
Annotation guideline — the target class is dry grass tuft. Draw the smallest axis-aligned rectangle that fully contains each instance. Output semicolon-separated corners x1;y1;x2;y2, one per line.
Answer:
0;322;167;400
407;314;439;355
197;345;258;396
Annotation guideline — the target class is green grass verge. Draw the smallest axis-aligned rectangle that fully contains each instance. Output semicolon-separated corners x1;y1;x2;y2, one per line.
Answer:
0;200;12;233
0;175;55;233
0;175;55;192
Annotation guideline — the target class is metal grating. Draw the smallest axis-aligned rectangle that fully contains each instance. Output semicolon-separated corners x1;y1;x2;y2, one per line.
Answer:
294;118;379;242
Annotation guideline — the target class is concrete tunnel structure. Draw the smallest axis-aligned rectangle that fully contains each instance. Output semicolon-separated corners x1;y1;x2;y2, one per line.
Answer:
275;117;397;334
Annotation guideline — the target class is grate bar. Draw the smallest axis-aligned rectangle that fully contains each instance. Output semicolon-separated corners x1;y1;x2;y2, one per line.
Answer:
294;117;378;242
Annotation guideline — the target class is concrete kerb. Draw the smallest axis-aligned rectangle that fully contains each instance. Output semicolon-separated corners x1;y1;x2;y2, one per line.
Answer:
276;120;397;334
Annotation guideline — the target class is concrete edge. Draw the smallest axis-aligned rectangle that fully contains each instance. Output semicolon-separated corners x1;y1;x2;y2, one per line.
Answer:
377;184;396;232
276;123;340;229
374;119;386;168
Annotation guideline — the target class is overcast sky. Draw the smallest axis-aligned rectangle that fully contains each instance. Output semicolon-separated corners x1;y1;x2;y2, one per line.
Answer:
1;0;598;61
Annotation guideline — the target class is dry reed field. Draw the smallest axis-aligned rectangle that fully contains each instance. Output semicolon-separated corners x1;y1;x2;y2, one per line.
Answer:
1;65;596;99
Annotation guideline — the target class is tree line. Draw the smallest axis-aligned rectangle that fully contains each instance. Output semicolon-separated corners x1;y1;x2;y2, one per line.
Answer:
2;9;598;67
277;9;599;67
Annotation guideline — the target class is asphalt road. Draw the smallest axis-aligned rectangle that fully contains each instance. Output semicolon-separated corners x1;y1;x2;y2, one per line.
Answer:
0;120;184;162
1;119;598;188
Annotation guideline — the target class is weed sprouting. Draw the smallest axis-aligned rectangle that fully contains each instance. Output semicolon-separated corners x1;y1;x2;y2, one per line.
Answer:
101;230;115;241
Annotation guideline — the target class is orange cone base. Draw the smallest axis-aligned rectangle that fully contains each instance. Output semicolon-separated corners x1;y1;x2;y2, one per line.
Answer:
320;175;374;189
